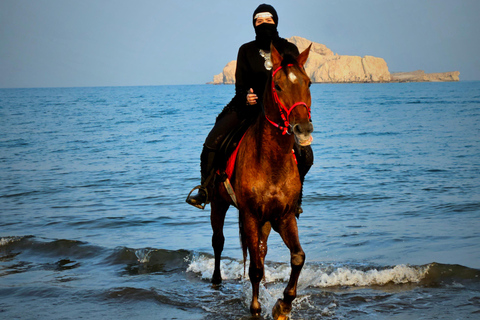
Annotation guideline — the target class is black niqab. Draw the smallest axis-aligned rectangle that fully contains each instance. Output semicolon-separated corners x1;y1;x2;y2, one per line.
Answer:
254;23;279;50
252;4;280;50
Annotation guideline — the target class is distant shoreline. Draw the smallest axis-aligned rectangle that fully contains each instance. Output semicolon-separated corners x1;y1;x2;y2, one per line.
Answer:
208;69;460;85
2;80;476;90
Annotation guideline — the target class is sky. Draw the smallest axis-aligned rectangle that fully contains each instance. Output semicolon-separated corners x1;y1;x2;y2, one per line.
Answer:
0;0;479;88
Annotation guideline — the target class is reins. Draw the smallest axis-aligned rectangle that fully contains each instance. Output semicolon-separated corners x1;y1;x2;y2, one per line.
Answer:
265;64;311;135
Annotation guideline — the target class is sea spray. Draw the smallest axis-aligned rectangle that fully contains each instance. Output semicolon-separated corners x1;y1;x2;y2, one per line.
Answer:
186;255;341;318
186;254;246;280
134;248;153;263
186;255;429;287
300;263;429;288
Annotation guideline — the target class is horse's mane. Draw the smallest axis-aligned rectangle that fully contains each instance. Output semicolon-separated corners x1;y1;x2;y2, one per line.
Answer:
257;52;301;121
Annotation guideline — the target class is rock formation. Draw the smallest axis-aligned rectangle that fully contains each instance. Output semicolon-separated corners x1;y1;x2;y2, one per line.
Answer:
390;70;460;82
212;60;236;85
289;36;391;83
209;36;459;84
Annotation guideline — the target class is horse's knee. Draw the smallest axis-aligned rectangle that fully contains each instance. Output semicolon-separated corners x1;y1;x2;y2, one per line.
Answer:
249;264;264;283
291;250;305;268
212;232;224;250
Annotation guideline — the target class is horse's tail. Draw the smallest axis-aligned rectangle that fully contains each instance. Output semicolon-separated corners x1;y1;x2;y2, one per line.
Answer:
239;216;247;277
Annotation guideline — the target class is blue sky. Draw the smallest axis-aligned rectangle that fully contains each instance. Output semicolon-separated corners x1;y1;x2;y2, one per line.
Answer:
1;0;479;88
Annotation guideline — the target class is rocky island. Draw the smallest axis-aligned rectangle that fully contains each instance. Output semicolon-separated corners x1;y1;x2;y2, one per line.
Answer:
209;36;459;84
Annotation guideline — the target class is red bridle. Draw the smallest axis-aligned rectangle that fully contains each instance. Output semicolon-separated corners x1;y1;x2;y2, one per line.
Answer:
265;64;311;135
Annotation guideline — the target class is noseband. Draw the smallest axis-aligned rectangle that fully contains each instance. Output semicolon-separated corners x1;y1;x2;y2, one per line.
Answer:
265;64;311;135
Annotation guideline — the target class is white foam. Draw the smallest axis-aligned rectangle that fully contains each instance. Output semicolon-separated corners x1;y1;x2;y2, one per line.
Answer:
0;236;24;247
300;264;428;288
186;255;428;288
186;255;246;280
187;255;431;318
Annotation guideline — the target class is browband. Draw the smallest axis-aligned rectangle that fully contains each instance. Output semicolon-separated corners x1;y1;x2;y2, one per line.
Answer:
254;12;273;20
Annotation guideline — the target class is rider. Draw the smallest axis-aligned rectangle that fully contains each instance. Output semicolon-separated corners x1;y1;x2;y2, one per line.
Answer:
186;4;314;213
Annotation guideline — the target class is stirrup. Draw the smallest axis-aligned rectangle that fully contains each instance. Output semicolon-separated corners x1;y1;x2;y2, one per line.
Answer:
186;185;209;210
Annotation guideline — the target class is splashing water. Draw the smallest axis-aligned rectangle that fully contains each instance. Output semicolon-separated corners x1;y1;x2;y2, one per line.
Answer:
134;248;153;263
186;255;428;287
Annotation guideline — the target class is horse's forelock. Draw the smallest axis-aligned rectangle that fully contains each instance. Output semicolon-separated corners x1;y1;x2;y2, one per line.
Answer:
280;54;298;68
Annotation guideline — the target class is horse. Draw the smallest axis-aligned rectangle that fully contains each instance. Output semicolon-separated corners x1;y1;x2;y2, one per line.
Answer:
210;43;313;320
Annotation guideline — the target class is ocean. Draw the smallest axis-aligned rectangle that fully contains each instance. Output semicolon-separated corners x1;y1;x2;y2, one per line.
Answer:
1;82;479;319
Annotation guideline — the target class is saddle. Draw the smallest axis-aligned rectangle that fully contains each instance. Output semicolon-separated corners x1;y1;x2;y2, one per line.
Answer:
212;117;255;207
216;117;254;177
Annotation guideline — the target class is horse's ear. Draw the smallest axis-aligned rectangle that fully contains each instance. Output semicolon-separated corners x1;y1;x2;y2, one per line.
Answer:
270;43;282;70
296;43;312;68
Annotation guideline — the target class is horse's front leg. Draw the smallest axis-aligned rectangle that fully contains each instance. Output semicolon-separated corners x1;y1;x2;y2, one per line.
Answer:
272;215;305;320
243;215;271;316
210;198;229;285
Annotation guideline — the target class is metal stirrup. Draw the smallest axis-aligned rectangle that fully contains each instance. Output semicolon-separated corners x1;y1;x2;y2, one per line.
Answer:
186;185;209;210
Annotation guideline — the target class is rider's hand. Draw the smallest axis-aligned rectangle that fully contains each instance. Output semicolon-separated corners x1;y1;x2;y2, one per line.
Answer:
246;88;258;105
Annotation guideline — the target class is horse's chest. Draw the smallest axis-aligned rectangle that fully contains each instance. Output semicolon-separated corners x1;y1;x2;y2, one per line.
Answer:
242;178;299;208
235;145;300;210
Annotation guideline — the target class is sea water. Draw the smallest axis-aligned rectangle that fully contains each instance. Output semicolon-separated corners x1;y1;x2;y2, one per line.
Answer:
1;82;479;319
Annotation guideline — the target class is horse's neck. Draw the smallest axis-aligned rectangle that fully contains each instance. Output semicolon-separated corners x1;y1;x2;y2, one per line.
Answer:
253;114;295;165
245;85;295;169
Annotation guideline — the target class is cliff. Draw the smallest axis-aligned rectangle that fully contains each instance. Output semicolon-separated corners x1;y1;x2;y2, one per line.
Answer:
209;36;459;84
212;60;236;84
289;36;391;83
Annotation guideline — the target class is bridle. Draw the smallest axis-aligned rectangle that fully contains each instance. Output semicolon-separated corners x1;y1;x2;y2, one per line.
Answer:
265;64;311;135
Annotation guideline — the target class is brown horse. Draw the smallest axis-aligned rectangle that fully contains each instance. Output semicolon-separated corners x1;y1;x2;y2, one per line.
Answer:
210;43;312;319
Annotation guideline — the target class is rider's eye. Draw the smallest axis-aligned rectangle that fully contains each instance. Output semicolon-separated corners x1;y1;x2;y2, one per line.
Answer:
275;84;282;91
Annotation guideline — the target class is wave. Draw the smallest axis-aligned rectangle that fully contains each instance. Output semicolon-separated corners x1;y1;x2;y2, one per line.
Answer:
2;236;479;289
186;255;480;289
186;255;429;287
0;235;103;259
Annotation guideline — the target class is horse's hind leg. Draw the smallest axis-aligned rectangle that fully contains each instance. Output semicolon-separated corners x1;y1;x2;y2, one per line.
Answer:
210;198;229;285
272;216;305;320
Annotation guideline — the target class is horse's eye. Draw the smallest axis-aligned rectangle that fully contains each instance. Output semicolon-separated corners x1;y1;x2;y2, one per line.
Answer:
308;81;312;88
275;84;282;91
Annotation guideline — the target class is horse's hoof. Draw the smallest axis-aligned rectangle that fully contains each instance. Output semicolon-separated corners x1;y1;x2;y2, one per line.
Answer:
250;303;262;317
272;299;291;320
211;275;222;285
211;268;223;285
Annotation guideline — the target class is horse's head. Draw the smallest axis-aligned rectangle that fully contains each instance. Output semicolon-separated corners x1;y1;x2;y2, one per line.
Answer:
266;43;313;146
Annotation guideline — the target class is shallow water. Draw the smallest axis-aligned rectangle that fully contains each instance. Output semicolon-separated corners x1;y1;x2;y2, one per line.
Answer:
1;82;479;319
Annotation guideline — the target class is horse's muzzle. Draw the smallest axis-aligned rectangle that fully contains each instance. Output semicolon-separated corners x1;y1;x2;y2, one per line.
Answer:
293;122;314;146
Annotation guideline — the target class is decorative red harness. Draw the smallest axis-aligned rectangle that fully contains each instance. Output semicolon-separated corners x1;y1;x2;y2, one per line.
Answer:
265;64;311;135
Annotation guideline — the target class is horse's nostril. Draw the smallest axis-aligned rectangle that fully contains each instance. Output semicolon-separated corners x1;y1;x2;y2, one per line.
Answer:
294;123;314;135
293;124;301;134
